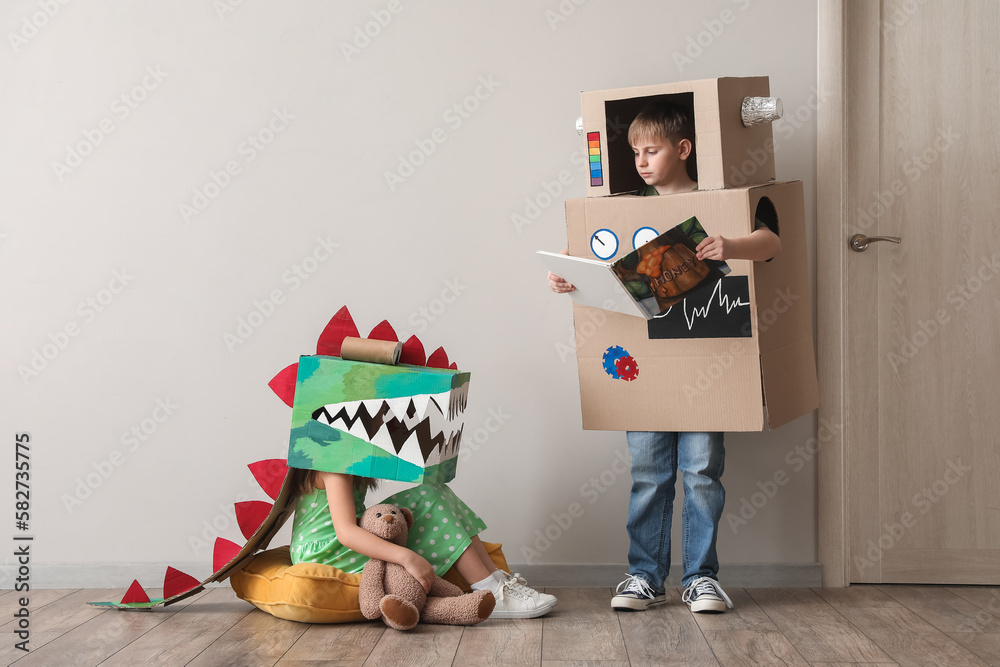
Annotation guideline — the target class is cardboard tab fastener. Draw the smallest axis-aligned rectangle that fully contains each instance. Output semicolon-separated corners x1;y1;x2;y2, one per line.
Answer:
340;336;402;365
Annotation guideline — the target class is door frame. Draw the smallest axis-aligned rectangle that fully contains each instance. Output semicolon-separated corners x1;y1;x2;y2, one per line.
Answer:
816;0;881;587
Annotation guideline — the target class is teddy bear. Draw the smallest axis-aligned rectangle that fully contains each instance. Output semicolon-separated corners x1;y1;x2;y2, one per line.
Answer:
357;503;496;630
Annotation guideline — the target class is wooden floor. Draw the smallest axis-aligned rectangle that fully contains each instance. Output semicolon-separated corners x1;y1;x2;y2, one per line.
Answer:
3;584;1000;666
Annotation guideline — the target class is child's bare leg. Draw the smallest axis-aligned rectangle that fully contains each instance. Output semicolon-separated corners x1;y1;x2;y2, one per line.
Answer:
453;539;494;584
469;535;501;574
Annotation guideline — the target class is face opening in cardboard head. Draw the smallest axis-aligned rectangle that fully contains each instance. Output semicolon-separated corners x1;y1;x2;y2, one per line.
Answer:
582;77;779;193
271;307;470;485
604;92;697;194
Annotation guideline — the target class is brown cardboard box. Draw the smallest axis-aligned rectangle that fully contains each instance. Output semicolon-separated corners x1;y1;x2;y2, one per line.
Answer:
565;181;818;431
581;77;776;195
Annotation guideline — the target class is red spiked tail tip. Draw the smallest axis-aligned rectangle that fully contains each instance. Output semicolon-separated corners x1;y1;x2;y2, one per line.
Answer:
268;363;298;407
235;500;273;540
449;362;458;370
163;566;200;599
426;346;449;369
213;538;243;573
400;335;426;366
121;580;150;604
248;460;288;501
367;320;399;342
316;306;359;357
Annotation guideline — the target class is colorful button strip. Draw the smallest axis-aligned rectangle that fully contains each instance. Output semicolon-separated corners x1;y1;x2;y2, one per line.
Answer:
587;131;603;187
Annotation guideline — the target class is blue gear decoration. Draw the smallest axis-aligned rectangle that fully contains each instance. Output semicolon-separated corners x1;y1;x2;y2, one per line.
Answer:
602;345;630;379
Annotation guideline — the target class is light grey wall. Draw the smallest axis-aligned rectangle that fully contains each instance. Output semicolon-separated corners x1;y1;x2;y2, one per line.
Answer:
0;0;819;585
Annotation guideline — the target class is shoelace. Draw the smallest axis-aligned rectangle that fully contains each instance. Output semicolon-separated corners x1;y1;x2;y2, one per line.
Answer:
616;574;657;598
503;572;536;597
681;576;733;608
496;576;530;603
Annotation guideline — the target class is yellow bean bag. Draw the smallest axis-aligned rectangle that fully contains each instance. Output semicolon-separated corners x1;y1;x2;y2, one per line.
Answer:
229;542;510;624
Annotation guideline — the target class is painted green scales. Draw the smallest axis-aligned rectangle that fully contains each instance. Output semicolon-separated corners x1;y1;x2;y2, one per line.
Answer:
287;354;468;484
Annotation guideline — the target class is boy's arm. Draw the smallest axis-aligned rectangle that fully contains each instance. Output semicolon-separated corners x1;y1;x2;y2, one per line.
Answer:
696;228;781;262
547;247;576;293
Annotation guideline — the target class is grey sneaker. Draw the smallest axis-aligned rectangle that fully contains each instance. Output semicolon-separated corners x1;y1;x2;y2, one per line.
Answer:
682;577;733;613
611;574;666;611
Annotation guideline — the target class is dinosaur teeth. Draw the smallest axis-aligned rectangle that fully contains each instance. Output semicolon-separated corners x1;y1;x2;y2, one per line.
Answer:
314;407;333;425
411;393;432;418
347;414;375;443
384;397;413;420
395;429;427;468
310;389;467;464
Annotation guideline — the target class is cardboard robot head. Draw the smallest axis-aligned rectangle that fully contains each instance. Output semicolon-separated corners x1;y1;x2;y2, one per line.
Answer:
579;76;782;194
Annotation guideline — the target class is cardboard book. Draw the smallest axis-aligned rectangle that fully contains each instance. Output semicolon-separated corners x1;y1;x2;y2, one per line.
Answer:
538;216;730;320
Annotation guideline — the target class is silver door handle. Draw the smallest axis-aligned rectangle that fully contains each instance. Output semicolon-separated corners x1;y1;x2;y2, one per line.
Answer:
849;234;902;252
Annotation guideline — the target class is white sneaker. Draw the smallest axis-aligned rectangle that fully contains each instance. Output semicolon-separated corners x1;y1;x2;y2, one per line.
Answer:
682;577;733;613
611;574;666;611
490;572;557;619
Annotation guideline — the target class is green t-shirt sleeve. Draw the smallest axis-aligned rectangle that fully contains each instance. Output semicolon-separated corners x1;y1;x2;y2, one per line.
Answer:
678;216;708;245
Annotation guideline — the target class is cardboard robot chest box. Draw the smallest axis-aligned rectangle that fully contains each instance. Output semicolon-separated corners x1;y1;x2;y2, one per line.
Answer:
565;180;818;432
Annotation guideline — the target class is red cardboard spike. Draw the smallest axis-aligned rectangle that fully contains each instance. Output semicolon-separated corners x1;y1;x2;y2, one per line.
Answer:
248;459;287;500
213;537;243;573
449;362;458;370
367;320;399;342
121;579;150;604
268;362;298;408
317;306;359;357
235;500;273;540
163;566;200;599
400;335;426;366
427;346;449;369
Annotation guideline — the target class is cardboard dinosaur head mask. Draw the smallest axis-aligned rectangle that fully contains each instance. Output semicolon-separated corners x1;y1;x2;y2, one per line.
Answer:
269;306;469;484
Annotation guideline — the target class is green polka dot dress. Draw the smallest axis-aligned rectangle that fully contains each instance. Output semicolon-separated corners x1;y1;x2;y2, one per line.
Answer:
290;483;487;576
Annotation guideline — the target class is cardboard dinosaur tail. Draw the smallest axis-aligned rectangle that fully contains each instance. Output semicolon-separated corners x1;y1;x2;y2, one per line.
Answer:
89;459;295;609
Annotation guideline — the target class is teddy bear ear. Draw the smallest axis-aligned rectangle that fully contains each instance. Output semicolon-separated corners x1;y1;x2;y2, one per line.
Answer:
400;506;414;528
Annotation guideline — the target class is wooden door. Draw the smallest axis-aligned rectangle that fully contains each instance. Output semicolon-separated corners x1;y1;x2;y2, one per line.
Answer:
818;0;1000;585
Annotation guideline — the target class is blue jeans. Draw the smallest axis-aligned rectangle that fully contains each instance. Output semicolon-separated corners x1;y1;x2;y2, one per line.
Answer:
625;430;725;591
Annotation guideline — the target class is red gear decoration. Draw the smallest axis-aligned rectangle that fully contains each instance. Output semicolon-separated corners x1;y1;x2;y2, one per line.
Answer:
615;355;639;381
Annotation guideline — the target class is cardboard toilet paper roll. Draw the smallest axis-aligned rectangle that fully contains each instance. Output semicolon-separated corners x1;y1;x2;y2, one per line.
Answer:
340;337;402;365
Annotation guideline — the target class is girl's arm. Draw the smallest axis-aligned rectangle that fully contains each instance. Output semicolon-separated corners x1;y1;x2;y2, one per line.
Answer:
318;471;436;592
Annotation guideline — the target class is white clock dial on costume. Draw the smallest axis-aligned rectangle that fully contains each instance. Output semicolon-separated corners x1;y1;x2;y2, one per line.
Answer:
590;229;618;260
632;226;659;249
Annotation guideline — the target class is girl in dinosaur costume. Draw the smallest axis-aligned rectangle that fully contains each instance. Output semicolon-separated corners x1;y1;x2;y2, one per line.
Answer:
282;307;555;620
91;306;556;621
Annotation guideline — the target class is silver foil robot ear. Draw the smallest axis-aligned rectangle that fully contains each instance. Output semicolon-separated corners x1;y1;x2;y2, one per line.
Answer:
741;97;783;127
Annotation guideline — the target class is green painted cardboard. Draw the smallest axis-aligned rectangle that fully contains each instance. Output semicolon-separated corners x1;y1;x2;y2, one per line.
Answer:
288;355;470;484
